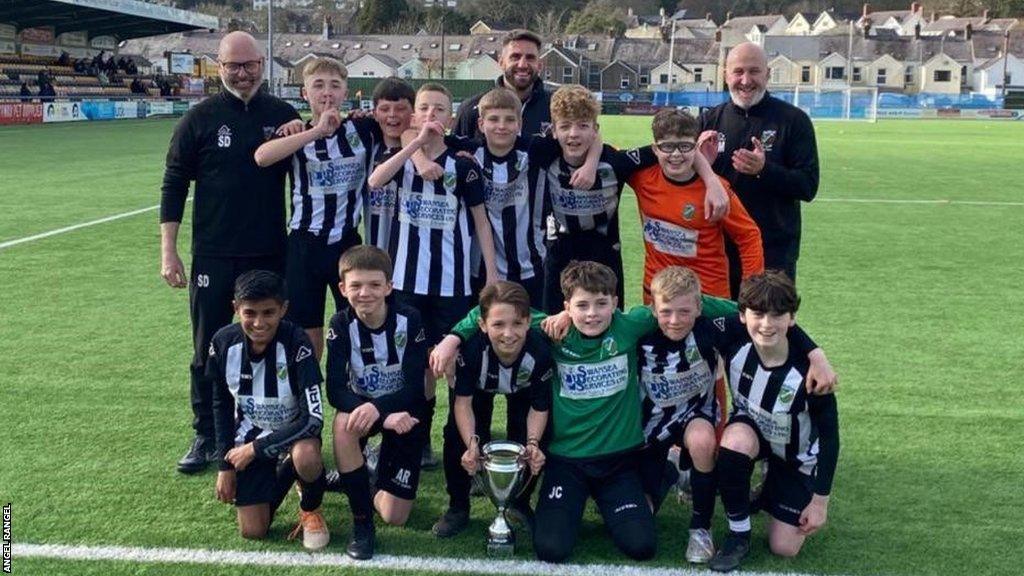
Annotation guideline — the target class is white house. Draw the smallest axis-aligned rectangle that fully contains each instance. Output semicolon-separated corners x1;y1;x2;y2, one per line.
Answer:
395;57;428;79
455;54;501;80
346;53;400;78
972;53;1023;95
866;53;906;90
816;52;849;86
919;52;963;93
785;13;812;36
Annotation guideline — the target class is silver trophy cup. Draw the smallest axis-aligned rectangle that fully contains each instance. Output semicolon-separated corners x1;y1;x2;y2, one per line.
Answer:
474;440;529;557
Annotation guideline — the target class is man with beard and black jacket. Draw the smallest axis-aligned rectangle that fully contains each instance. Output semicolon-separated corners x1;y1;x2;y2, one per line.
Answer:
160;31;301;474
453;29;551;138
698;42;819;295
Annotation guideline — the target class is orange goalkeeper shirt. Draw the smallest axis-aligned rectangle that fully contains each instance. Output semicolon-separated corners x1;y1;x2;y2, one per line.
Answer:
630;166;764;302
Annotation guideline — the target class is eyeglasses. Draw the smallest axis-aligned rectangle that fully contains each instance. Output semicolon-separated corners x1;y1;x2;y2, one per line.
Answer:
655;141;696;154
220;60;262;74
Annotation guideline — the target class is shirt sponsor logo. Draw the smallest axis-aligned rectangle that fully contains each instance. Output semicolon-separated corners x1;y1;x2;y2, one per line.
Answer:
485;178;527;211
642;361;712;406
550;186;615;218
643;217;698;258
242;395;299;430
399;191;459;231
352;363;404;398
217;125;232;148
366;185;396;216
558;355;629;400
737;396;792;444
306;156;365;196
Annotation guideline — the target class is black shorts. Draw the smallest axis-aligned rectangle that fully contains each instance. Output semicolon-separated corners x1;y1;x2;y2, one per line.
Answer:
534;451;656;561
637;440;674;499
729;414;814;527
374;419;428;501
234;458;281;508
543;232;624;313
285;230;361;329
391;291;473;347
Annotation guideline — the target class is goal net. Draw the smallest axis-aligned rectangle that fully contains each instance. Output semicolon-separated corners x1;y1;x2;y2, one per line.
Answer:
785;86;879;122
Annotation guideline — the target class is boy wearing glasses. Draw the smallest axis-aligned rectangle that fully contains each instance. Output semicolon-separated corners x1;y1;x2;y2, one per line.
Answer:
630;108;763;302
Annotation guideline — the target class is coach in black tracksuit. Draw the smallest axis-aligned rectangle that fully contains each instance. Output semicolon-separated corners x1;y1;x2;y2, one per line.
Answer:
453;29;551;139
699;42;819;296
160;32;300;474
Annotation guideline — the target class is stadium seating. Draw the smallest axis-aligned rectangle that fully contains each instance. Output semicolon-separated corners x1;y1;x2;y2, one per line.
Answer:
0;53;175;101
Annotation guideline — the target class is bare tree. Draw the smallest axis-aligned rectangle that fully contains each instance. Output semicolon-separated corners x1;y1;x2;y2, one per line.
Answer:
533;8;569;37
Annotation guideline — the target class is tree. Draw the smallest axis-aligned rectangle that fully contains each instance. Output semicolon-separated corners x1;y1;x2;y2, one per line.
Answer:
565;0;630;35
357;0;411;34
533;8;569;37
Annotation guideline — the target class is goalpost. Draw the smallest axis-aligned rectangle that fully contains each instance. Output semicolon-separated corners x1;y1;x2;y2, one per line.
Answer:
791;85;879;122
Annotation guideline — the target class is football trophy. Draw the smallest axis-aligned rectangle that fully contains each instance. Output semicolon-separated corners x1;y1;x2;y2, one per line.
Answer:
474;440;529;556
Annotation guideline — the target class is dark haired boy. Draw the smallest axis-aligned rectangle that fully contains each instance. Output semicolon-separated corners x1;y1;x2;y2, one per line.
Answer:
325;245;428;560
208;270;328;551
431;281;553;538
365;78;418;253
709;270;840;572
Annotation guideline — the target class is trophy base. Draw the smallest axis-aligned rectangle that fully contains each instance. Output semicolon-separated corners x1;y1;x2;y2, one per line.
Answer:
486;539;516;557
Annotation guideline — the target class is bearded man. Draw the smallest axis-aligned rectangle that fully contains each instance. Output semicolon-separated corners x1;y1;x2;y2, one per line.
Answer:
453;29;550;138
698;42;819;295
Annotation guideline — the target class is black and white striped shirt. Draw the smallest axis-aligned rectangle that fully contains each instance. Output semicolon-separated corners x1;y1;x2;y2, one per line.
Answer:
208;321;324;471
638;317;720;444
325;304;427;417
715;316;839;494
454;329;554;411
289;117;380;244
387;150;484;297
467;144;548;281
543;145;652;237
363;144;398;252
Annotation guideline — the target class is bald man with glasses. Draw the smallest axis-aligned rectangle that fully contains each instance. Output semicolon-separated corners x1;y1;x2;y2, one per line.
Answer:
160;31;302;474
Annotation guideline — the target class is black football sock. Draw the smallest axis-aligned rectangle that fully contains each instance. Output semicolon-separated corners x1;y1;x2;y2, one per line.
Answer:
298;468;326;512
341;465;374;526
716;448;754;534
689;467;716;530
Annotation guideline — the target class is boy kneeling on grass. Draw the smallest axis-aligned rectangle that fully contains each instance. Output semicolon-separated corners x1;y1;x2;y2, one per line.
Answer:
709;270;840;573
431;280;552;538
209;270;328;551
325;245;429;560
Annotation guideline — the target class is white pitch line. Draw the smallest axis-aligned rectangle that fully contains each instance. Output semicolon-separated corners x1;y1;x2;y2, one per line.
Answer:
818;198;1024;207
13;542;846;576
0;204;160;251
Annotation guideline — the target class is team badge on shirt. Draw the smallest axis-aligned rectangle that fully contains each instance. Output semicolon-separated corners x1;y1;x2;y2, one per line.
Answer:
347;131;361;149
682;203;696;221
443;170;456;188
277;362;288;381
394;331;407;348
217;125;232;148
760;130;777;152
602;336;618;357
716;131;726;153
262;126;276;140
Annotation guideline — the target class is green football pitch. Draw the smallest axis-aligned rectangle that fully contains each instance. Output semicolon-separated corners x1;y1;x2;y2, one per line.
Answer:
1;117;1022;576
